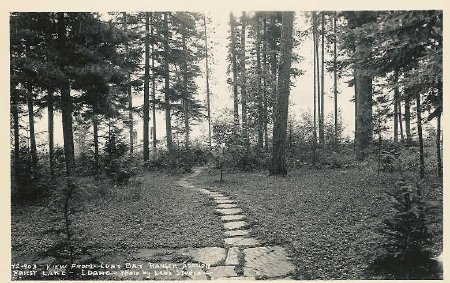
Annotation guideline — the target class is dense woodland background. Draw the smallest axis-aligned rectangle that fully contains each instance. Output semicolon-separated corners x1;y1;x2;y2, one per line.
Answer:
10;11;442;280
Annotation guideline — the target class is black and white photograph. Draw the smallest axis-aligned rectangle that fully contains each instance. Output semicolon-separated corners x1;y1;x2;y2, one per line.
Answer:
5;1;445;281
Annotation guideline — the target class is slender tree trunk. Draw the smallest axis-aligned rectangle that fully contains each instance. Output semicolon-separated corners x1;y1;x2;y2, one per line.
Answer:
163;13;173;151
333;11;338;147
319;12;325;144
230;13;240;129
182;32;190;150
393;72;399;143
262;17;269;151
143;12;150;162
270;14;278;121
151;12;157;153
61;82;75;178
240;12;249;152
416;92;425;179
256;14;264;150
11;83;21;187
314;13;321;145
404;93;412;144
123;13;134;154
93;114;99;175
27;82;38;181
312;12;318;165
203;14;212;150
398;99;404;142
436;82;442;178
48;88;55;179
270;11;294;176
354;43;373;160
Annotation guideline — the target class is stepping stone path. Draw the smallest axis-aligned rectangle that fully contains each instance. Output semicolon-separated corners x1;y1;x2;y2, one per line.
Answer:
115;168;295;280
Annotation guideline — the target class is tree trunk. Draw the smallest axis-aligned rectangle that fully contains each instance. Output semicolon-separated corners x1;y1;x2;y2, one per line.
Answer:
123;13;134;154
240;12;249;152
314;13;321;145
151;12;157;153
319;12;325;144
256;14;264;150
163;12;173;151
48;88;55;179
11;83;21;187
262;16;269;151
93;114;99;175
230;13;240;129
398;99;404;142
182;32;190;150
270;14;278;121
393;72;399;143
354;43;373;160
203;14;212;150
312;12;318;164
404;93;412;144
58;13;75;179
416;92;425;179
27;82;38;181
436;82;442;178
143;12;150;162
333;11;338;147
270;11;294;176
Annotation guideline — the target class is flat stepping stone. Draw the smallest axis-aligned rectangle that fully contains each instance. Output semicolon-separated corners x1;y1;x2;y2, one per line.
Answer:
178;247;226;266
243;246;295;278
208;266;238;279
225;247;240;266
217;203;239;209
225;229;250;237
224;237;260;247
223;221;247;230
208;192;224;197
213;196;232;200
215;199;235;204
216;208;243;215
221;214;246;222
198;188;212;194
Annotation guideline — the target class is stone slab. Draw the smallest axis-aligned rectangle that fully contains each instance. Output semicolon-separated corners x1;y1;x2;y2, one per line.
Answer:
217;203;239;209
221;214;246;222
225;247;240;266
215;199;236;204
243;246;295;278
225;237;260;247
223;221;247;230
207;266;238;279
178;247;226;266
216;208;243;215
224;230;250;237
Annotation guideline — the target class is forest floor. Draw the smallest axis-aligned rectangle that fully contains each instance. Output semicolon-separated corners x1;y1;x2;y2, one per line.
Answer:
11;165;442;280
191;166;443;280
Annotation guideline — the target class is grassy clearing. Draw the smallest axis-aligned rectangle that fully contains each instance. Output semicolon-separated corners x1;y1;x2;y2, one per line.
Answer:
193;167;442;280
11;171;224;264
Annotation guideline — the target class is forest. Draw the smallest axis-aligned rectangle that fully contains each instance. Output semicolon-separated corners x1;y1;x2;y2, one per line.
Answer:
10;11;442;280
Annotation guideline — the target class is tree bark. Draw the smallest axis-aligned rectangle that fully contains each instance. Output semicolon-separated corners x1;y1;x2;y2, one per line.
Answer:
333;11;338;147
319;12;325;144
262;16;269;151
182;32;190;150
163;12;173;151
58;13;75;178
269;15;278;122
404;93;412;144
11;83;21;186
398;99;404;142
151;12;157;153
48;88;55;179
203;14;212;150
416;92;425;179
123;13;134;154
143;12;150;162
436;82;442;178
393;71;399;142
314;13;321;145
312;12;318;164
230;13;240;129
354;45;373;160
27;82;38;181
93;114;99;175
240;12;249;152
256;13;264;150
270;11;294;176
